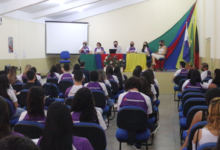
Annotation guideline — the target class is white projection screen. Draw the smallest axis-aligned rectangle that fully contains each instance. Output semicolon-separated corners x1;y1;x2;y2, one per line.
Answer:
46;21;88;54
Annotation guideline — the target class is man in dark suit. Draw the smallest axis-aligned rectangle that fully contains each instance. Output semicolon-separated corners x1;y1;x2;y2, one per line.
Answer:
80;61;90;81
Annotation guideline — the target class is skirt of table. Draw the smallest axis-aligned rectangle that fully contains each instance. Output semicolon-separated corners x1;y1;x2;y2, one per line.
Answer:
124;53;147;72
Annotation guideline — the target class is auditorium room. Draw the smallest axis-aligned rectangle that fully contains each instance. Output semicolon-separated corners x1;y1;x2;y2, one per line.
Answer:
0;0;220;150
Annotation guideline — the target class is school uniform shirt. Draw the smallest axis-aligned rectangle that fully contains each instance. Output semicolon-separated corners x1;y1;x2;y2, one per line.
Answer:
65;85;84;98
126;47;137;53
201;70;212;80
36;75;42;85
16;73;25;82
117;91;152;114
84;82;108;96
111;46;122;54
58;73;74;83
108;75;119;84
79;46;92;54
182;79;209;92
151;84;157;101
94;47;104;53
104;80;111;87
7;89;18;103
22;82;41;90
154;79;159;89
19;110;47;125
173;68;189;76
47;72;60;79
208;79;213;84
71;111;107;130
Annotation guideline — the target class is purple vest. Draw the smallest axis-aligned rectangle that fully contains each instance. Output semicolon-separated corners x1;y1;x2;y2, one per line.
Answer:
94;47;104;52
22;75;27;80
207;71;211;78
72;112;81;122
108;75;114;81
23;113;46;125
61;73;73;81
81;46;90;54
120;92;148;111
11;132;24;137
47;73;58;79
86;82;104;92
185;81;203;91
179;69;189;76
129;47;136;52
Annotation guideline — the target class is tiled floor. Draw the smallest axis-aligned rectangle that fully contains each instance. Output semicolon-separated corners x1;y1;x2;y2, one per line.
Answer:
105;94;181;150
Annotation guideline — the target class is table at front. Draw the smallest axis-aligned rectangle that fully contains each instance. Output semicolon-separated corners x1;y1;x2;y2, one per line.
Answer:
80;54;147;72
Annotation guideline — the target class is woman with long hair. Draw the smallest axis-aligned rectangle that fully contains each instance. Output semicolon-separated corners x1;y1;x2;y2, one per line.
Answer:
17;64;31;82
113;66;123;90
147;69;159;89
38;102;93;150
8;66;19;85
106;66;119;84
97;69;111;87
187;69;194;79
142;41;151;60
208;69;220;87
72;64;81;74
19;87;46;124
47;65;60;79
133;68;141;78
30;67;42;86
151;40;167;66
71;88;106;130
56;64;63;75
139;77;154;101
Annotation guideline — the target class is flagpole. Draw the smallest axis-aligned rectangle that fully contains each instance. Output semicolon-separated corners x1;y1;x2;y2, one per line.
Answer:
186;22;190;67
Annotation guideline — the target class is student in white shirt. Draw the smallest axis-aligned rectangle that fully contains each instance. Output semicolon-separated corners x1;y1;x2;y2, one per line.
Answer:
47;65;60;79
58;64;74;83
111;41;122;54
97;69;111;87
94;42;104;54
127;41;137;53
201;63;212;80
71;88;107;130
31;67;42;86
208;69;220;86
79;41;92;54
106;66;119;85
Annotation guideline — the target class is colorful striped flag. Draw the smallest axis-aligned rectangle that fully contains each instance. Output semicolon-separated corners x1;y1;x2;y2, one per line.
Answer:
190;22;194;65
183;23;190;62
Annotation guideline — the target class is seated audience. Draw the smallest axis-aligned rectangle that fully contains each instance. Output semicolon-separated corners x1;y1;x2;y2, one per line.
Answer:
22;71;40;90
208;69;220;87
65;70;84;98
19;87;46;124
8;66;19;85
201;63;212;80
187;69;194;79
0;75;25;119
58;64;74;83
71;88;107;130
136;65;142;73
106;66;119;84
151;40;167;66
47;65;60;79
80;61;90;81
97;69;111;87
30;67;42;85
113;66;124;90
0;96;24;140
94;42;104;54
173;61;188;81
182;70;216;92
127;41;137;53
147;69;159;89
133;68;141;77
37;102;94;150
17;64;31;82
56;64;63;74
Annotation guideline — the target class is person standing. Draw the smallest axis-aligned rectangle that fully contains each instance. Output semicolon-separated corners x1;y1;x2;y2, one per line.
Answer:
94;42;104;54
111;41;122;54
127;41;137;53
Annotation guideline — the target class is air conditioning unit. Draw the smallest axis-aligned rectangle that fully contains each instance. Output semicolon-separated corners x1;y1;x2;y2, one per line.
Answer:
0;17;2;25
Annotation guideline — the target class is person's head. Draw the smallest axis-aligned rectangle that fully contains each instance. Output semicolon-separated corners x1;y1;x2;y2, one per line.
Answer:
23;65;31;76
124;76;142;91
139;77;153;100
143;41;149;47
72;64;80;74
133;68;141;78
159;40;165;47
190;70;202;85
40;102;73;150
201;63;209;71
96;42;101;48
114;66;122;78
206;97;220;130
80;61;85;68
187;69;194;79
147;62;152;69
90;71;99;82
30;67;37;74
97;69;107;82
205;88;220;105
0;136;39;150
180;61;186;69
26;71;36;82
106;66;114;79
146;69;155;83
136;65;142;72
8;66;17;85
83;41;88;46
49;65;57;77
130;41;134;47
63;63;70;72
0;96;11;140
113;41;118;47
141;71;154;85
56;64;63;74
0;75;10;100
73;70;83;83
71;88;99;124
27;87;45;118
213;69;220;85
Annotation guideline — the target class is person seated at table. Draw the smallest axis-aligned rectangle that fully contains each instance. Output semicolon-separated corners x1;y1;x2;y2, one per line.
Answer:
127;41;137;53
22;71;41;90
17;64;31;82
94;42;104;54
151;40;167;65
106;66;119;85
111;41;122;54
8;66;19;86
208;69;220;86
173;61;189;81
201;63;212;81
97;69;111;87
58;64;74;83
79;41;92;54
142;41;151;59
47;65;60;79
80;61;90;81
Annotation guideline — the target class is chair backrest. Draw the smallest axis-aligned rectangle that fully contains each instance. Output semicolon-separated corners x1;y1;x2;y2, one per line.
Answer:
58;79;73;94
179;78;187;91
73;122;107;150
4;98;15;117
186;106;208;129
187;121;208;150
22;78;28;83
197;142;217;150
174;75;187;85
182;92;205;107
203;77;212;83
109;80;119;95
117;106;148;143
18;89;29;107
60;51;70;60
14;121;44;139
42;83;59;98
65;96;74;106
183;98;207;117
45;97;55;107
105;84;112;98
154;85;159;99
182;89;202;98
91;90;106;109
46;77;58;87
12;83;25;93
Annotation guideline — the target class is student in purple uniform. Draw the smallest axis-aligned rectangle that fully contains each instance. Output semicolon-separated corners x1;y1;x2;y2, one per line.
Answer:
133;68;141;78
19;87;46;124
17;64;31;82
147;69;159;89
0;75;25;119
97;69;111;87
182;70;216;92
173;61;188;81
127;41;137;53
58;64;74;83
72;64;85;79
208;69;220;86
22;71;41;90
38;102;94;150
0;96;24;140
94;42;104;54
201;63;212;80
8;66;19;86
106;66;119;85
71;88;107;130
136;65;142;73
30;67;42;86
79;41;92;54
47;65;60;79
113;66;124;90
56;64;63;75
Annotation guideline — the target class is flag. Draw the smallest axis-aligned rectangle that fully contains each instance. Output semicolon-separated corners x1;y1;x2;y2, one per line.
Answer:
194;27;200;69
183;23;190;62
190;22;194;65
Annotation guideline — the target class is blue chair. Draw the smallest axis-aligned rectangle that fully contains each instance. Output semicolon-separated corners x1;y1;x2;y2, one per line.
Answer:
58;79;73;97
46;77;58;87
4;98;19;127
110;80;120;100
14;121;44;139
116;106;151;150
91;90;109;114
59;51;71;64
73;123;107;150
197;142;217;150
202;77;212;83
18;89;29;107
12;83;25;92
173;76;187;101
65;96;74;106
178;89;202;100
